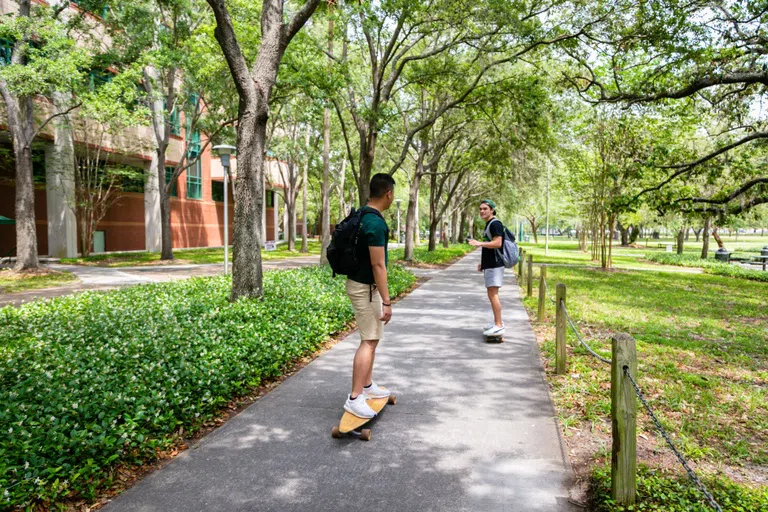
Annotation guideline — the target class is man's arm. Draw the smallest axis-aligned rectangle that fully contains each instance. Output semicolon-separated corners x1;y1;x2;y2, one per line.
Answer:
469;235;503;249
369;246;392;324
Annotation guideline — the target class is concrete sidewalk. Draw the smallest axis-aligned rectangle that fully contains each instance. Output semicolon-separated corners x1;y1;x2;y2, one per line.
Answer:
103;254;576;512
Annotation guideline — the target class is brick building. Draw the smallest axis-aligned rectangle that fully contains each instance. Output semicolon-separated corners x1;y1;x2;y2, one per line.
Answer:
0;0;286;259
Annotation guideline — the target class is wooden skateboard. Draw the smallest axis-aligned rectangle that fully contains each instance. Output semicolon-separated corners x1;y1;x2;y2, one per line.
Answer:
331;393;396;441
485;333;504;343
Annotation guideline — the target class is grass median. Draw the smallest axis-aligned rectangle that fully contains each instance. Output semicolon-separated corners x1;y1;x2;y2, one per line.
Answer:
0;264;415;510
60;241;323;267
520;263;768;510
0;269;77;294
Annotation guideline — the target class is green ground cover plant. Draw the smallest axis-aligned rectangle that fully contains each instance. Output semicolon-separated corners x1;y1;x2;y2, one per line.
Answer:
389;244;474;266
0;269;77;294
590;465;768;512
0;264;415;509
519;252;767;509
60;241;322;267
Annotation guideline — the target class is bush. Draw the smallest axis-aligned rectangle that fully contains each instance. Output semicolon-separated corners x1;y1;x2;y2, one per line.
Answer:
389;244;475;265
0;265;415;508
590;465;768;511
644;253;768;283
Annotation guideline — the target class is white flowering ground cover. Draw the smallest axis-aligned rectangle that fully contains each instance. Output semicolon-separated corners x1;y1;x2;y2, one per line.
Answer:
0;265;416;509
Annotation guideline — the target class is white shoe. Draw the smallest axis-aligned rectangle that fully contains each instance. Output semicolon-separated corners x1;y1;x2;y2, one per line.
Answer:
484;325;506;337
484;321;504;331
344;394;376;419
363;380;391;399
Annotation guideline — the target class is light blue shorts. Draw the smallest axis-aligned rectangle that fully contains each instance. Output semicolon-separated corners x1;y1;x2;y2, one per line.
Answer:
484;267;504;288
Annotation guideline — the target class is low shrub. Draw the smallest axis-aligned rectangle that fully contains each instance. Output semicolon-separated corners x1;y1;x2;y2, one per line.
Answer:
644;253;768;282
389;244;474;266
590;464;768;511
0;265;415;509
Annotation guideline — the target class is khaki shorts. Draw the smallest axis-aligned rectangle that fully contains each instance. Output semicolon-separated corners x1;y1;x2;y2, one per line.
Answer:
346;279;384;341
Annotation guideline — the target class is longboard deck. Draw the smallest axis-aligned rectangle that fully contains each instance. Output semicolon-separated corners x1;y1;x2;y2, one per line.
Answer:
331;393;396;440
485;334;504;343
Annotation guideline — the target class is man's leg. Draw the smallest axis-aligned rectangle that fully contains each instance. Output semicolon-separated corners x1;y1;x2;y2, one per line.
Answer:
487;286;503;327
351;339;378;398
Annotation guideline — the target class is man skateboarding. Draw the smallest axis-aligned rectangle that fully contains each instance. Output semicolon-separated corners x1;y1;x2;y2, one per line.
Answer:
343;173;396;418
468;199;505;337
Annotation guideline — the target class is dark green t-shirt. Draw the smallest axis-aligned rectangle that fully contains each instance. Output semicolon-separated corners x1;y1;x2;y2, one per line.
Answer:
348;206;389;285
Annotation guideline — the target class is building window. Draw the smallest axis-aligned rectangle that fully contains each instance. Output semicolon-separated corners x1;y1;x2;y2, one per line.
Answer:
212;180;224;202
88;70;112;91
266;190;275;208
170;108;181;136
165;167;177;197
186;159;202;200
0;39;13;65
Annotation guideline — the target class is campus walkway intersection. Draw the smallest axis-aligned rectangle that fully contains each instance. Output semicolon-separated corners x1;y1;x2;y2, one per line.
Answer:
104;254;576;512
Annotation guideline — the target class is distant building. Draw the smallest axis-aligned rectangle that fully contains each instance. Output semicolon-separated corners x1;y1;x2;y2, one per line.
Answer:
0;0;287;258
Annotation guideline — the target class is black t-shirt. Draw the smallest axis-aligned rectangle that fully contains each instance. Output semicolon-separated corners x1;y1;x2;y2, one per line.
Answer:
481;218;505;270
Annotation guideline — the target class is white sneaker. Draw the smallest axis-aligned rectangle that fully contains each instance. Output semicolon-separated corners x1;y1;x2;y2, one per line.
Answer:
483;325;506;337
363;380;391;399
344;394;376;419
484;321;504;331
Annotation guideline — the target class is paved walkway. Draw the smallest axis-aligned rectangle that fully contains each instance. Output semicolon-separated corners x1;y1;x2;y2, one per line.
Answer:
0;257;318;307
104;254;576;512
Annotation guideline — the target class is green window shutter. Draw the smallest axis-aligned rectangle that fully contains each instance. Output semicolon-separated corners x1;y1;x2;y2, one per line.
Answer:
165;167;177;197
170;109;181;136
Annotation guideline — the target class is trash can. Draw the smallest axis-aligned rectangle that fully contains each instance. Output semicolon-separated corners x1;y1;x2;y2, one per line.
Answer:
715;248;730;263
762;246;768;257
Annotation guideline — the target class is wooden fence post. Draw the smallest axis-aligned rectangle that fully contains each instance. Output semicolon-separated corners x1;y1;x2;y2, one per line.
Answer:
527;254;533;297
555;283;566;375
537;266;547;322
611;333;637;505
518;249;525;287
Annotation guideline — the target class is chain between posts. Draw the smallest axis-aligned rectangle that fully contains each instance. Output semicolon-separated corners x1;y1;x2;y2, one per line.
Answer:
624;368;723;512
541;277;724;511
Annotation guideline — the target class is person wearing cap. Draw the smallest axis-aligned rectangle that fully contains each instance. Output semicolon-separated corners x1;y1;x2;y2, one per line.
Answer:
468;199;505;336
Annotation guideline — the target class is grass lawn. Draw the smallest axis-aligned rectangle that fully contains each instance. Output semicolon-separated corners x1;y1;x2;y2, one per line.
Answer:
517;242;768;509
0;268;77;293
60;241;323;267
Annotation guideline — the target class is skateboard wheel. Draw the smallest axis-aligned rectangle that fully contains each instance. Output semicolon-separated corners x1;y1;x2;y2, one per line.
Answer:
331;426;341;438
388;395;397;405
360;429;372;441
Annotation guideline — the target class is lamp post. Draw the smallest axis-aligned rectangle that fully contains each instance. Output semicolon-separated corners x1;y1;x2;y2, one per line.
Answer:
213;145;236;275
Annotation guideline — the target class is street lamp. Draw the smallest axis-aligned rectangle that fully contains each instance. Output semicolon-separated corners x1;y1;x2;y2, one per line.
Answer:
213;145;236;275
395;199;402;244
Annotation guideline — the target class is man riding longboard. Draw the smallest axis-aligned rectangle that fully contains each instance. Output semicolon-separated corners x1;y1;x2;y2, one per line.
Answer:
327;173;397;426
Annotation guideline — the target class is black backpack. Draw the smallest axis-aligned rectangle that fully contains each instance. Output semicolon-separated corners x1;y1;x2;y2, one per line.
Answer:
327;207;386;277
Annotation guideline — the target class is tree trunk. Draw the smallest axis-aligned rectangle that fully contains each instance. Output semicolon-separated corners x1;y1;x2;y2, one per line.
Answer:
287;199;296;251
701;216;711;259
712;225;725;250
5;92;38;270
458;208;468;244
693;227;703;242
618;221;629;246
320;13;333;264
404;172;421;261
450;208;459;244
338;157;346;220
526;218;539;244
629;225;640;244
413;185;420;246
428;217;439;251
320;106;331;263
442;218;450;248
157;147;175;260
676;227;685;254
300;125;309;253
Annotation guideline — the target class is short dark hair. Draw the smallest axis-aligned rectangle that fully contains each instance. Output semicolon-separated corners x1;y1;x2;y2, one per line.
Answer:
370;173;396;199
